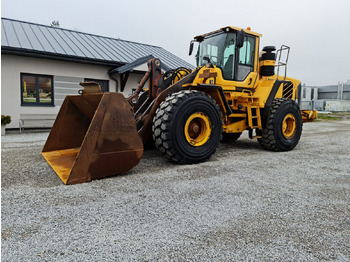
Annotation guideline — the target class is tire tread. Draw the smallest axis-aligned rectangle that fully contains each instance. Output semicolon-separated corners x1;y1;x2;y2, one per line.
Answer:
152;90;222;164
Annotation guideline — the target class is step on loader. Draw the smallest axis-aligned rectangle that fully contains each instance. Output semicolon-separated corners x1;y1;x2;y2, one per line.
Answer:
43;26;317;184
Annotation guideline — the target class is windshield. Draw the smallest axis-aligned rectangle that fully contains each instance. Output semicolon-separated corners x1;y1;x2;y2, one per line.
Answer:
198;32;236;79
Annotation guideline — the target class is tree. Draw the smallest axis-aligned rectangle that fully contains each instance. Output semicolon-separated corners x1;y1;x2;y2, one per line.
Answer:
50;21;60;28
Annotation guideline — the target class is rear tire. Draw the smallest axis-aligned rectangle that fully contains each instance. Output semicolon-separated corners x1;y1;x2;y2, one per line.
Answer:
258;98;302;151
152;90;222;164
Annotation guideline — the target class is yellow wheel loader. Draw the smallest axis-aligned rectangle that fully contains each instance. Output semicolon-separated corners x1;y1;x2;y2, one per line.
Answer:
42;26;317;184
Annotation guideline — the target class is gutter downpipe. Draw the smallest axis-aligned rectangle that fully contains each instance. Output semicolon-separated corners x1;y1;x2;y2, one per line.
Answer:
108;71;119;92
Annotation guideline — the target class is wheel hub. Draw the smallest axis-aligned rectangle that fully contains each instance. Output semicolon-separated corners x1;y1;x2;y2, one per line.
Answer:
184;113;211;146
282;113;297;139
191;123;200;134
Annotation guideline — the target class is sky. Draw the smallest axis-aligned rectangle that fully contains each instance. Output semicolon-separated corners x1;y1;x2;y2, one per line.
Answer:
1;0;350;86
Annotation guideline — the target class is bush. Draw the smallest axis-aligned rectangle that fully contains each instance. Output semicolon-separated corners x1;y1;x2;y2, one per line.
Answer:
1;115;11;126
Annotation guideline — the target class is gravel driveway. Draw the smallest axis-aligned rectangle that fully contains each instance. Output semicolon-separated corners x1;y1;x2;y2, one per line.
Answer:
1;120;350;261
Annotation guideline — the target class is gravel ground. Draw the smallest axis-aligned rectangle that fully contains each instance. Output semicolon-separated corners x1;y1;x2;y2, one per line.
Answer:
1;120;350;261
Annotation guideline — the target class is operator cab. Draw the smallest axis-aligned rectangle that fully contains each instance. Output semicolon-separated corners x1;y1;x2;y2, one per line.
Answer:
189;26;261;82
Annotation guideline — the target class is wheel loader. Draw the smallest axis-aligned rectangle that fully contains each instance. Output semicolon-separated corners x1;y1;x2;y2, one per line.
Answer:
42;26;317;184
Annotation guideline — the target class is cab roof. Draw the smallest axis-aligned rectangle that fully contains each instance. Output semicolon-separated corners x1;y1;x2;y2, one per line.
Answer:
194;26;262;41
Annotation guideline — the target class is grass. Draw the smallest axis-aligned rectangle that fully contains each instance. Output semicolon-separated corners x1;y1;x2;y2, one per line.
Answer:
316;113;349;121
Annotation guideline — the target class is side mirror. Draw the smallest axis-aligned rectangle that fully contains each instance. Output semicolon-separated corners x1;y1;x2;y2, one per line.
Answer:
236;30;245;49
189;40;194;56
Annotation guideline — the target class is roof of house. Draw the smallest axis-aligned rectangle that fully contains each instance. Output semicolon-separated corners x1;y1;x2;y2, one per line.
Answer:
1;18;194;70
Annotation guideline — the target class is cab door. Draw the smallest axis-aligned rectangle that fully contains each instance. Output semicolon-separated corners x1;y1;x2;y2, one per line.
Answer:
235;35;258;88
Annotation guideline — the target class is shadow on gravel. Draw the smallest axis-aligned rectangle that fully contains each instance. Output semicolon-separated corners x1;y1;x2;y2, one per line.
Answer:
219;139;263;151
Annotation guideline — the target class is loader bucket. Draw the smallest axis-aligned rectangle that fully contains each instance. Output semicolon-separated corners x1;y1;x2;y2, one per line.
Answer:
42;92;143;185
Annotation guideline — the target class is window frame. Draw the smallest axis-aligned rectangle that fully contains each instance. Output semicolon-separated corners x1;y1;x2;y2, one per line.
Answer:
20;73;54;107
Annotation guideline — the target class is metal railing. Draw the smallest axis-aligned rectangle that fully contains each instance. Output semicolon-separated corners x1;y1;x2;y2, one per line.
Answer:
275;45;290;80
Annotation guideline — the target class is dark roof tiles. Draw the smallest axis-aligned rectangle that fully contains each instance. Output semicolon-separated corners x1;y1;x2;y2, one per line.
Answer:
1;17;194;69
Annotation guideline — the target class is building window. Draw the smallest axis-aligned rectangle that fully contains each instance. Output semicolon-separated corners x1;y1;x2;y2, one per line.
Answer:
21;73;54;106
84;78;109;93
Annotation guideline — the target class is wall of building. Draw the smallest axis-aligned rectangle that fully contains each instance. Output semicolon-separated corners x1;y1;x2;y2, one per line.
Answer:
318;86;338;100
1;54;146;128
301;83;350;112
121;71;147;96
317;84;350;100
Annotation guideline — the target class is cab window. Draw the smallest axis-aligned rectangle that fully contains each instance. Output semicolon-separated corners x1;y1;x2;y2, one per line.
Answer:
237;35;255;81
222;35;236;80
198;32;226;66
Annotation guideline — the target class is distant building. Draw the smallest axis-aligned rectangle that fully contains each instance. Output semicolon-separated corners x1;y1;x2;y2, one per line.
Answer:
301;81;350;112
1;18;194;129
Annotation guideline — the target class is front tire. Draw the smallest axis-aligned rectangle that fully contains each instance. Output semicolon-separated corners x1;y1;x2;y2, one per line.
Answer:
258;98;302;151
152;90;222;164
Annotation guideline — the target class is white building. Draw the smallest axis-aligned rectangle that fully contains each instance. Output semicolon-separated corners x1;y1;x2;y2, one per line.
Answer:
1;18;194;129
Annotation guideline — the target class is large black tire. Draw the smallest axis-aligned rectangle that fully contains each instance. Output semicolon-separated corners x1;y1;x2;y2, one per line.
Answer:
152;90;222;164
221;132;242;143
258;98;302;151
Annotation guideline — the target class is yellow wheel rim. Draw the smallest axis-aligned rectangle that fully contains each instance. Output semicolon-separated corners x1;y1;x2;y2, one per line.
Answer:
184;113;211;146
282;113;297;139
